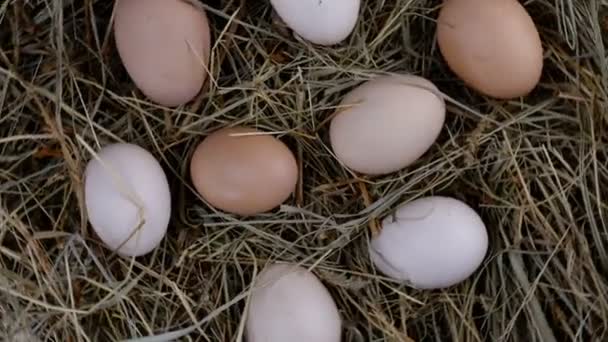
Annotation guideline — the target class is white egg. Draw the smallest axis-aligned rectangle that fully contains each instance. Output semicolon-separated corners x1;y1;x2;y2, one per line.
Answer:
369;196;488;289
271;0;360;45
246;263;341;342
84;143;171;257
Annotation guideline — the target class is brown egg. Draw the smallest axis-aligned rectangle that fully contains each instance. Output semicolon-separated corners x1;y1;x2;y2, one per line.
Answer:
437;0;543;99
190;127;298;216
113;0;211;107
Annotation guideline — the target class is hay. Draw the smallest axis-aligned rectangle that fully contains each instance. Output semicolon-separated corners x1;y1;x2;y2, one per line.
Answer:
1;0;607;341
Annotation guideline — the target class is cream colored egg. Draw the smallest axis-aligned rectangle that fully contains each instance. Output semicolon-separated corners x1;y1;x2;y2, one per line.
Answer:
329;74;445;175
246;263;341;342
271;0;360;45
84;143;171;257
369;196;488;289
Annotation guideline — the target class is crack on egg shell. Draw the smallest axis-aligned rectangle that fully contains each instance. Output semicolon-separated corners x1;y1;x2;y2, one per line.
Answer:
386;201;437;226
369;242;413;286
385;73;446;104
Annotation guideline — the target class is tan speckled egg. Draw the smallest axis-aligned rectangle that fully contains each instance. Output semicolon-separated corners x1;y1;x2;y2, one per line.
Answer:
113;0;211;107
329;74;445;175
437;0;543;99
190;127;298;216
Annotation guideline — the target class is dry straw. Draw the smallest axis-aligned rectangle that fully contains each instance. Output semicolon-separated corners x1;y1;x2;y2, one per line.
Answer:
1;0;607;341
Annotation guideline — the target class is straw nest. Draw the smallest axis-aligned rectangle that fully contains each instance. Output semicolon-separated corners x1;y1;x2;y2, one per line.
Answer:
1;0;607;341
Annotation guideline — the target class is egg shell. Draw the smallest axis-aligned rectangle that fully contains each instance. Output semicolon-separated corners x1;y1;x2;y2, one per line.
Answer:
271;0;360;45
84;143;171;257
437;0;543;99
329;74;445;175
113;0;211;107
190;127;298;216
369;196;488;289
246;263;342;342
